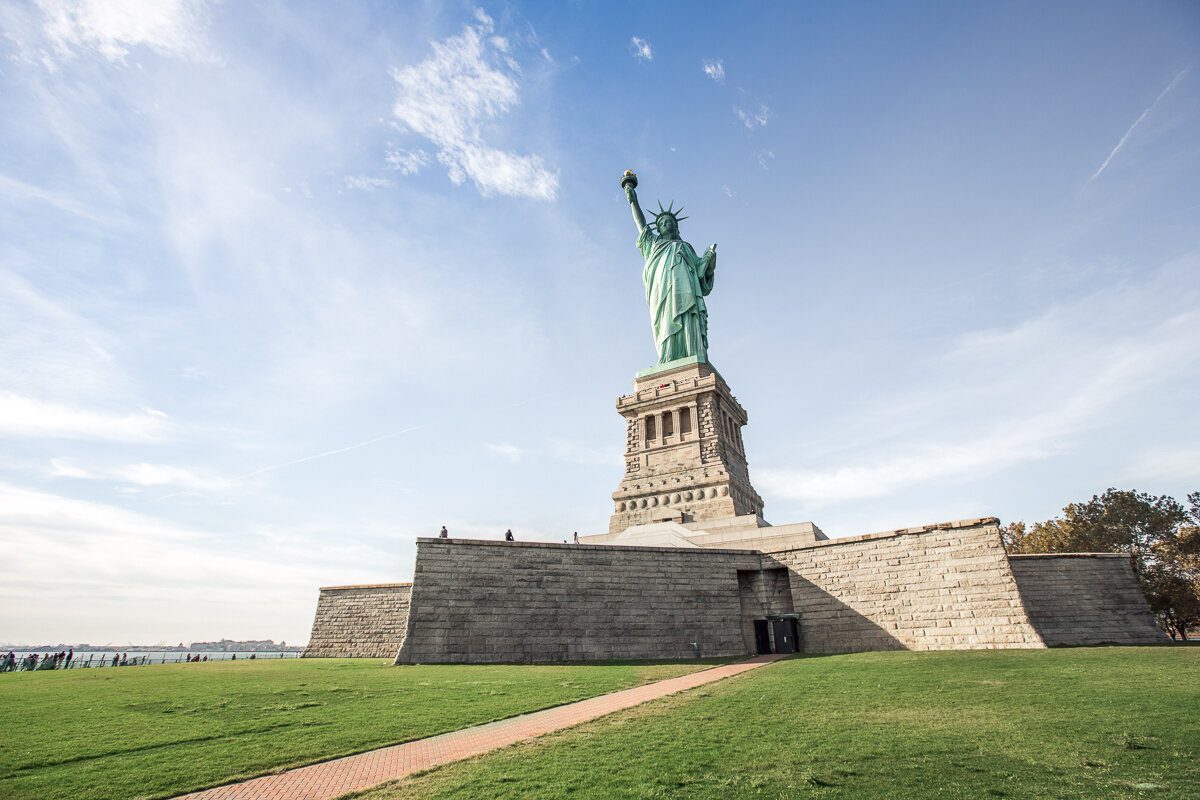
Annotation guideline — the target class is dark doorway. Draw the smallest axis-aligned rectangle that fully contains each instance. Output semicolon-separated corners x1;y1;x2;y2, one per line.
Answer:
771;619;798;654
753;620;771;654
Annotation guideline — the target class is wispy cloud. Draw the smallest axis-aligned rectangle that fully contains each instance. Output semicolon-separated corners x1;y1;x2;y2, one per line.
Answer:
38;0;214;63
51;457;224;491
0;480;370;643
629;36;652;62
0;172;120;223
385;148;431;176
702;58;724;83
1087;66;1191;184
759;260;1200;505
735;103;771;129
0;394;173;442
343;174;393;191
549;438;620;467
142;428;425;504
483;442;524;463
755;149;775;169
390;10;558;200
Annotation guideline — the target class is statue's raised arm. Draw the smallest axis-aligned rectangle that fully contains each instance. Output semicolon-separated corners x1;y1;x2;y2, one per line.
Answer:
621;170;648;236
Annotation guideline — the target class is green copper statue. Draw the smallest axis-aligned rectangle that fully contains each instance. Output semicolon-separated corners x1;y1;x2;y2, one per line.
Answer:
622;170;717;364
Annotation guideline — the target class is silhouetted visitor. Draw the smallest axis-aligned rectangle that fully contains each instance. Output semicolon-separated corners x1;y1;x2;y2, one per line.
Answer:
439;525;449;538
119;653;128;666
505;529;514;541
573;531;579;544
111;653;119;667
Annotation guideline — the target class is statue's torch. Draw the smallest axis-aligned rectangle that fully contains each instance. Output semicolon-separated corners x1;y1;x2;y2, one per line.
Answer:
620;169;638;190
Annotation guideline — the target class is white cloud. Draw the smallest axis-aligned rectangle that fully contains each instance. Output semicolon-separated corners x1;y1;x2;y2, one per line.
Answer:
549;438;620;467
390;14;558;200
385;147;431;176
173;365;210;381
117;462;220;489
0;269;131;405
736;103;771;129
49;457;93;479
38;0;213;63
343;174;393;191
760;435;1055;505
755;149;775;169
0;393;173;441
759;261;1200;505
0;480;373;643
0;172;120;223
702;58;724;83
50;457;225;491
1125;445;1200;484
483;442;524;462
629;36;652;62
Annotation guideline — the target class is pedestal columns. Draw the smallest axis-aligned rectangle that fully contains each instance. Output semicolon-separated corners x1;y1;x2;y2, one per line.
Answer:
608;359;766;533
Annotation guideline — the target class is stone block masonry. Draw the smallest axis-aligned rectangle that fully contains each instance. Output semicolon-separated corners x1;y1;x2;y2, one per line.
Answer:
303;583;412;658
303;520;1165;660
395;539;764;664
766;519;1046;652
1009;554;1166;646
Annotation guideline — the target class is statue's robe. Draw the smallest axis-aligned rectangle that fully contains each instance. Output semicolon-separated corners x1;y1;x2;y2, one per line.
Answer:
637;226;716;363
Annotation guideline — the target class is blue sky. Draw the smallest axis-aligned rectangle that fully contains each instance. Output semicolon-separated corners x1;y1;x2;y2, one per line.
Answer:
1;1;1197;645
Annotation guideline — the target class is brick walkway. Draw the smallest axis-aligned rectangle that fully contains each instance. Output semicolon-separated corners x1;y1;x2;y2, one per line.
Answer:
177;655;786;800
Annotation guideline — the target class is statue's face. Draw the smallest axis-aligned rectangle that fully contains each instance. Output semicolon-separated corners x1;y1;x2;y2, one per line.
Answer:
657;215;679;239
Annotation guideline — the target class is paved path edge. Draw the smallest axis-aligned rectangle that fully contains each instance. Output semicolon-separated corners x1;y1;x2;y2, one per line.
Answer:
176;655;788;800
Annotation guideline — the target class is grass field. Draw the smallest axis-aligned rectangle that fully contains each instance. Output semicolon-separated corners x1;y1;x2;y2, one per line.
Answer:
358;647;1200;800
0;657;722;800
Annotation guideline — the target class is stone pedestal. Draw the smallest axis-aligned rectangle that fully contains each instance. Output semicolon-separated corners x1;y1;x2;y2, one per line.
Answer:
608;359;765;533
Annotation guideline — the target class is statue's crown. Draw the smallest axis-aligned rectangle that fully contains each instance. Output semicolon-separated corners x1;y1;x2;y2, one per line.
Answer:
652;200;687;228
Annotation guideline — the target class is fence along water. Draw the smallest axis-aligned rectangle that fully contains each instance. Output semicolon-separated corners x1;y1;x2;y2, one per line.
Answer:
1;650;301;671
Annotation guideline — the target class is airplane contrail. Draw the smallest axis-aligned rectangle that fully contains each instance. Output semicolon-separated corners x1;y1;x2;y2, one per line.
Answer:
1088;66;1190;184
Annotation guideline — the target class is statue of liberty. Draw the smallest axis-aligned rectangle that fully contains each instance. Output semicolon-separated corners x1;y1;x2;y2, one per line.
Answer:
622;170;717;365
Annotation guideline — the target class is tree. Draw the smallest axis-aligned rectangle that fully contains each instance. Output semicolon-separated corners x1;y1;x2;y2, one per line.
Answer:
1004;489;1200;640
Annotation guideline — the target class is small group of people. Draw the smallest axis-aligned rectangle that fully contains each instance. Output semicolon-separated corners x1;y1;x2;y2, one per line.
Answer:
438;526;581;544
1;649;73;672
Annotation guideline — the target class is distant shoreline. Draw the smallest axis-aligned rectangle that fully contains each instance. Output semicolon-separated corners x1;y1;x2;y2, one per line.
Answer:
2;645;306;653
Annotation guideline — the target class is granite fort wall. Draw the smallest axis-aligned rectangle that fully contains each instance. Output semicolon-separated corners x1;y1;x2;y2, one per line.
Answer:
303;583;412;658
394;539;764;663
1008;554;1165;646
765;519;1046;652
304;521;1164;660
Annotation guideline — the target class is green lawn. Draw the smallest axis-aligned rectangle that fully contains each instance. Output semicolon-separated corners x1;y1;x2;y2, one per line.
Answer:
0;657;722;800
358;648;1200;800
